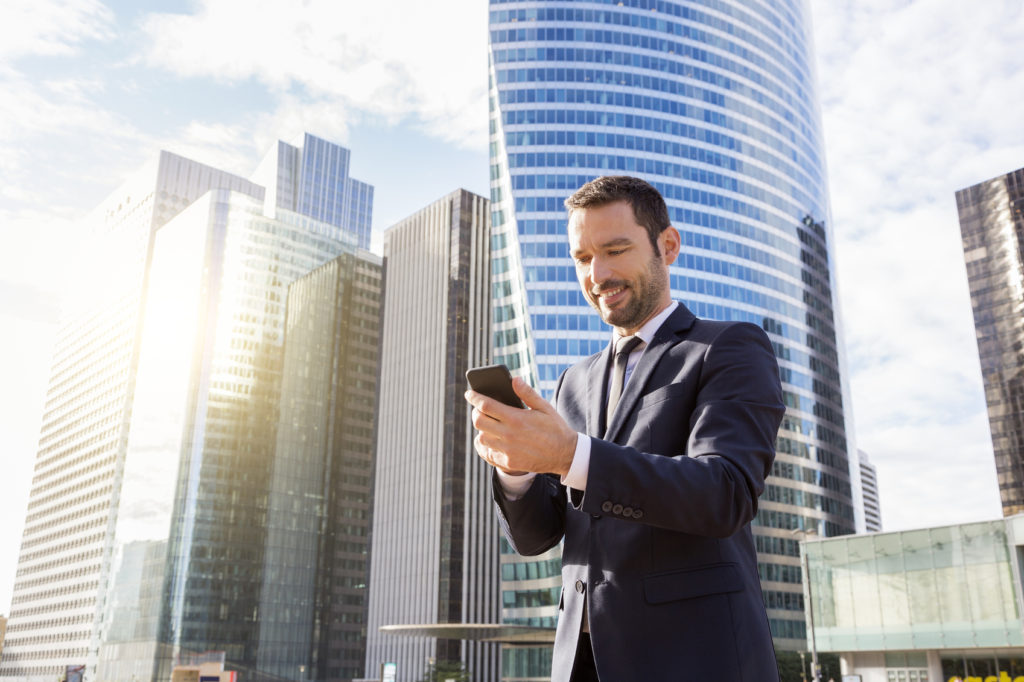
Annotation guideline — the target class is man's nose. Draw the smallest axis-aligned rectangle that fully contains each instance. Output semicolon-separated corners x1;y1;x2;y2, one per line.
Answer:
590;256;611;284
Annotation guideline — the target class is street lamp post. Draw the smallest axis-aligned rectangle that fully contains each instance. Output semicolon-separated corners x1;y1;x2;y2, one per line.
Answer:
792;528;820;682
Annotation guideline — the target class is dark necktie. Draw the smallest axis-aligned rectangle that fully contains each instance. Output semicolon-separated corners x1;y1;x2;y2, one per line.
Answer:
607;335;643;419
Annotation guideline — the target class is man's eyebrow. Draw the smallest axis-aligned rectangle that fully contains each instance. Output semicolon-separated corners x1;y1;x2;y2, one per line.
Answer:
572;236;634;258
600;237;634;249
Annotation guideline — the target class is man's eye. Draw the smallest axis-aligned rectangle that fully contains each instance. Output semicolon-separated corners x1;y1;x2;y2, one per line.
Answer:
575;256;591;265
608;249;625;256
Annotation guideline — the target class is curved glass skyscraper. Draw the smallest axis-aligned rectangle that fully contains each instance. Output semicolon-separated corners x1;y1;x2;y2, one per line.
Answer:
487;0;855;664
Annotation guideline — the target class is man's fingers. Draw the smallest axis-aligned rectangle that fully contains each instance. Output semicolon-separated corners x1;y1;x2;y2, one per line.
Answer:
470;406;490;430
474;433;508;468
472;412;511;452
473;433;496;463
471;404;513;438
464;389;489;412
476;428;506;454
466;389;515;423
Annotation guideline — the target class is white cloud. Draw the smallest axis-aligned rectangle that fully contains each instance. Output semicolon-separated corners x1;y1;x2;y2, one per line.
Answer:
0;63;156;212
144;96;365;183
813;0;1024;530
0;0;114;59
0;72;129;147
139;0;489;149
0;0;491;238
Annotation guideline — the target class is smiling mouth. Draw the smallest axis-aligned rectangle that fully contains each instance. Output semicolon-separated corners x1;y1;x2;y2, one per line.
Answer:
594;286;627;304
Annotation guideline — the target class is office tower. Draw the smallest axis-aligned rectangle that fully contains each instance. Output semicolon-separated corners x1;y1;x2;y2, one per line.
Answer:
364;190;498;682
858;449;881;533
98;133;372;682
1;133;373;682
488;0;855;661
0;153;262;682
252;135;375;250
957;167;1024;516
256;251;383;681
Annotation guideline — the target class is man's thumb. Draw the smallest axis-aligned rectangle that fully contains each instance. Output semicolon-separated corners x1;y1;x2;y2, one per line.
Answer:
512;376;549;411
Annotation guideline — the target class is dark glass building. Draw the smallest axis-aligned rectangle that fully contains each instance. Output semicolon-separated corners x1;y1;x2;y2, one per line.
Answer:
487;0;856;664
256;251;383;681
957;167;1024;516
364;190;499;682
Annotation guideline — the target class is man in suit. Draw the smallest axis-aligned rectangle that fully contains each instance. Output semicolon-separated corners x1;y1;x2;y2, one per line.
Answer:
466;176;784;681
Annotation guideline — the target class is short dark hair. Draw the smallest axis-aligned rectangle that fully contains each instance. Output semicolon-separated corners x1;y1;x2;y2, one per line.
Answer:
564;176;670;252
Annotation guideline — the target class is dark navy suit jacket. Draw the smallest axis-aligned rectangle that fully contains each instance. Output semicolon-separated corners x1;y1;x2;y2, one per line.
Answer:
493;303;785;681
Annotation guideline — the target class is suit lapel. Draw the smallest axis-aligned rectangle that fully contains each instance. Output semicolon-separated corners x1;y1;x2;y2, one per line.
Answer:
603;304;697;442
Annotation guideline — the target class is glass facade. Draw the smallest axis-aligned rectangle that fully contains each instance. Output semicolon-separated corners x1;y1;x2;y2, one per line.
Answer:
101;181;371;681
0;153;264;682
257;251;383;681
97;192;223;682
941;655;1024;681
253;133;375;251
155;189;368;678
124;135;372;682
2;133;375;682
956;168;1024;516
804;519;1024;652
487;0;855;661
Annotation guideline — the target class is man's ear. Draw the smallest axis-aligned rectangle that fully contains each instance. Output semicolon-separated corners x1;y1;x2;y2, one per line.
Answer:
659;226;681;265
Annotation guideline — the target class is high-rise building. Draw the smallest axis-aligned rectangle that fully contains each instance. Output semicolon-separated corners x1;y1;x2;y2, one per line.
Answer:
257;251;383;681
487;0;855;662
251;136;374;251
364;190;498;682
1;133;374;682
0;152;262;681
100;135;372;682
957;167;1024;516
858;449;881;533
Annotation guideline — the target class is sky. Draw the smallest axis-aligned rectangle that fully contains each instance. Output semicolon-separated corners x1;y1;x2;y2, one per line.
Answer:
1;0;1023;612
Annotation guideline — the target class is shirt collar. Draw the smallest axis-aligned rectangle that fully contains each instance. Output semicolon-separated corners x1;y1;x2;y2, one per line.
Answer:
613;300;678;347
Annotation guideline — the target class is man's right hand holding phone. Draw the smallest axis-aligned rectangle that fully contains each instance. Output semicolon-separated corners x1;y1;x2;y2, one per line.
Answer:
464;375;577;479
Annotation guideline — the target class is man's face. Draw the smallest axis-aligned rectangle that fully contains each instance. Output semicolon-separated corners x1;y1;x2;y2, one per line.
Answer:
568;200;679;335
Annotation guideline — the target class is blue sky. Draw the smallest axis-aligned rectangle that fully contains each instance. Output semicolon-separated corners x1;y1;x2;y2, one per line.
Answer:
2;0;1024;611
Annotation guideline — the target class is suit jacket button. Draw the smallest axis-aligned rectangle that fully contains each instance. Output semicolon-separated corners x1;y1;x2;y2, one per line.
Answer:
575;579;585;594
633;509;644;519
601;501;613;513
622;506;633;517
612;504;623;515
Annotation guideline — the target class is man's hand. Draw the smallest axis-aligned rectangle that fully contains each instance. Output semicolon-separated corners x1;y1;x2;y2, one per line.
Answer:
465;377;578;477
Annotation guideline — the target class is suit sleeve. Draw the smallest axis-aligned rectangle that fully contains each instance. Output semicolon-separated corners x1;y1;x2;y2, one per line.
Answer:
577;322;784;538
491;372;569;556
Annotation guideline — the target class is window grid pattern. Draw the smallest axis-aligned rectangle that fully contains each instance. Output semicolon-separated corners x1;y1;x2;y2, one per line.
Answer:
487;0;855;663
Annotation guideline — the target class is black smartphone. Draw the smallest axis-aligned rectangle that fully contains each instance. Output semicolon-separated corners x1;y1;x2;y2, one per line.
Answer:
466;364;525;408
